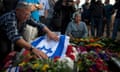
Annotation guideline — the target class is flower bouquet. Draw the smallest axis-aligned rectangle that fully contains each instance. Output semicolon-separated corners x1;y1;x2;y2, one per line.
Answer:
69;38;111;72
3;44;79;72
70;37;105;48
76;50;109;72
5;50;74;72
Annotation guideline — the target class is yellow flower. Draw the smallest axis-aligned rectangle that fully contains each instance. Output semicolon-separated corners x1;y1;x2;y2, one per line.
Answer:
19;62;25;66
77;60;82;65
33;63;39;69
42;64;49;72
80;38;84;41
95;44;103;48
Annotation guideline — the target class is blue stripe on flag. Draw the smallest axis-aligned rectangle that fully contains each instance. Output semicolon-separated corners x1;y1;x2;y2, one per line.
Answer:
31;36;45;47
49;35;65;58
8;66;12;72
15;66;19;72
31;35;69;59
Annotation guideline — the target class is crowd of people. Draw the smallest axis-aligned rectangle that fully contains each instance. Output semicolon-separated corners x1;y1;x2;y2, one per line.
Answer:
46;0;119;40
0;0;120;69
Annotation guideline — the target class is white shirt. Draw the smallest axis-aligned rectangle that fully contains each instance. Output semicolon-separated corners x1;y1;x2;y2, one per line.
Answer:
39;0;50;16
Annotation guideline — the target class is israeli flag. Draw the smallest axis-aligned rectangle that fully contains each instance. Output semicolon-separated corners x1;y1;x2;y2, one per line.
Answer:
6;35;70;72
31;35;70;59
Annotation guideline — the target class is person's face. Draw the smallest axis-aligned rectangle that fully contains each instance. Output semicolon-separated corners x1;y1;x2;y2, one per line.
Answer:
75;14;81;22
16;8;31;23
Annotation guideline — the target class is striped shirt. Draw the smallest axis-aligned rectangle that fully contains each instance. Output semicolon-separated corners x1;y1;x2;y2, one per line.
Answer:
0;10;45;43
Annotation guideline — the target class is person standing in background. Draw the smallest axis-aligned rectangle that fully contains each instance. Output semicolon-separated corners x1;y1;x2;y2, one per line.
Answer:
39;0;50;24
89;0;105;37
81;0;90;36
38;0;50;36
112;0;120;40
53;0;75;34
103;0;114;38
46;0;56;29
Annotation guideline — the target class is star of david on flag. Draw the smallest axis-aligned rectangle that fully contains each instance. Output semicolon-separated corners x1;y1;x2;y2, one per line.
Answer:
31;35;70;59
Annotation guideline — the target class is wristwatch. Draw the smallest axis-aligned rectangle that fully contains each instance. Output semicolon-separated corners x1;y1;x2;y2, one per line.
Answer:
35;4;39;8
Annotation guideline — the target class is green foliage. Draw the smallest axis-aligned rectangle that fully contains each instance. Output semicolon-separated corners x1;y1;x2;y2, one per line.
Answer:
12;52;71;72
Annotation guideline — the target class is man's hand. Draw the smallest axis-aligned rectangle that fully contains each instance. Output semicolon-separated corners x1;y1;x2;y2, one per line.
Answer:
47;32;59;41
42;26;59;41
36;4;43;9
32;48;48;59
16;39;48;59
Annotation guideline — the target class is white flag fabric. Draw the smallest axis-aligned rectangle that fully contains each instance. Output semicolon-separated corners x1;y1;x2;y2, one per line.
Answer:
31;35;70;59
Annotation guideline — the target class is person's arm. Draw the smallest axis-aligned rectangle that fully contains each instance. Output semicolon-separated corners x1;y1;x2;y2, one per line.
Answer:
27;18;59;41
15;38;48;59
5;19;48;59
26;17;45;29
34;3;43;10
30;4;43;11
42;26;59;41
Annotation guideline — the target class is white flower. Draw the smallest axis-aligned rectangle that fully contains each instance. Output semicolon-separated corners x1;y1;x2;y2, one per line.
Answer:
59;57;74;70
